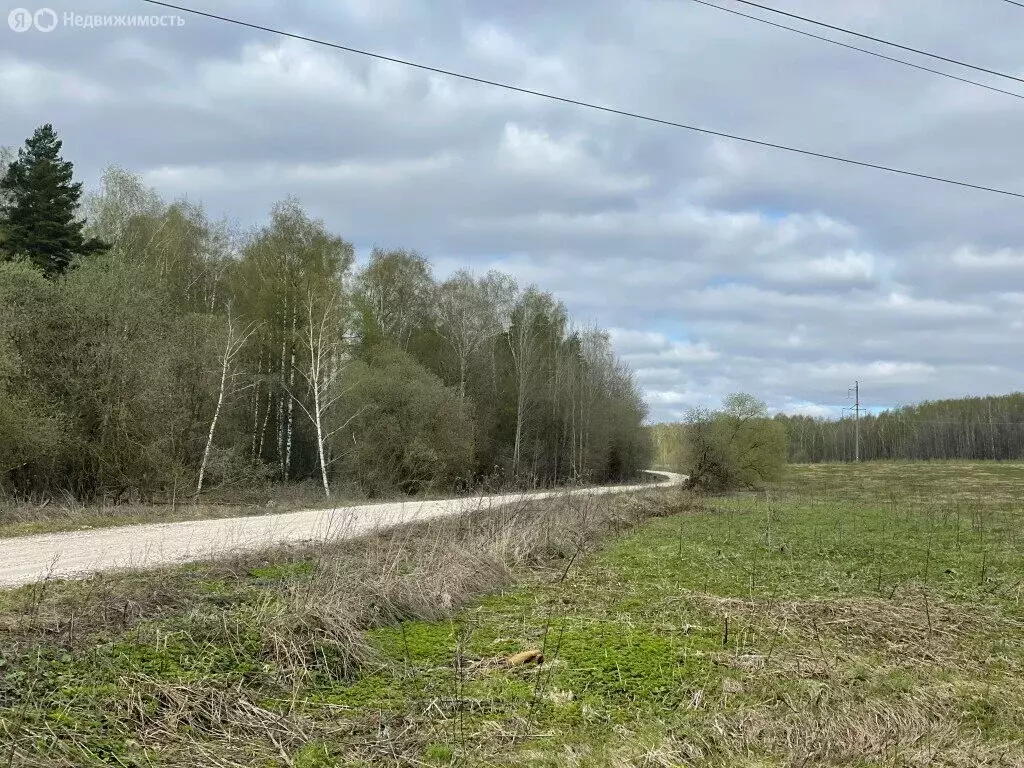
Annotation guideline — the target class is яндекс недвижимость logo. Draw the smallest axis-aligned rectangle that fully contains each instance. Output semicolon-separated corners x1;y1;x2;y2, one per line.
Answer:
8;7;57;32
7;8;185;31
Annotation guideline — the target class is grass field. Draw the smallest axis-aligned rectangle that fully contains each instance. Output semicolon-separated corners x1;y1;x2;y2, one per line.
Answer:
1;461;1023;766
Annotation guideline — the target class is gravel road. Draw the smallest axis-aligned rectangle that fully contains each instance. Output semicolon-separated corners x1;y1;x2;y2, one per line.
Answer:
0;471;685;587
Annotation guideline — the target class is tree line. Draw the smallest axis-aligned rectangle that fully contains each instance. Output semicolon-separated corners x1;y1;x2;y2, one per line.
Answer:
0;124;652;501
773;393;1024;463
649;390;1024;482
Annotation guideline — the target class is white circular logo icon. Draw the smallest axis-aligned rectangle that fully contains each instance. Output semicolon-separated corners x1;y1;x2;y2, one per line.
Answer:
7;8;33;32
34;8;57;32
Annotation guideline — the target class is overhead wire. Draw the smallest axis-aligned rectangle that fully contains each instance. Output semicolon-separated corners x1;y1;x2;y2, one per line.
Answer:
726;0;1024;87
140;0;1024;201
688;0;1024;101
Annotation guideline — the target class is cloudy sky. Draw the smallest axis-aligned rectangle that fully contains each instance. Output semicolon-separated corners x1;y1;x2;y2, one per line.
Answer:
3;0;1024;422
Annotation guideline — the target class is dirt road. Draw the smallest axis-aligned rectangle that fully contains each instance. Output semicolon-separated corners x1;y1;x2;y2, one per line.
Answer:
0;471;685;587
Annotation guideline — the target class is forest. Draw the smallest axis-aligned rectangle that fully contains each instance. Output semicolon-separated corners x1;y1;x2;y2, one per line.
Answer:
0;125;652;501
651;393;1024;468
772;393;1024;463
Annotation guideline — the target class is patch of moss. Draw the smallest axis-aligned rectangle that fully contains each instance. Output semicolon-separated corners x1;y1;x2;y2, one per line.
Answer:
423;743;454;763
293;742;334;767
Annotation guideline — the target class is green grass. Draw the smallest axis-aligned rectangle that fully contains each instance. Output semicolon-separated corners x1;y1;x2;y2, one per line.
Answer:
2;462;1024;765
327;465;1024;765
314;462;1024;764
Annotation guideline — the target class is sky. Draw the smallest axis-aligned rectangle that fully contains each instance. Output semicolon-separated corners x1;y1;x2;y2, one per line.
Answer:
2;0;1024;423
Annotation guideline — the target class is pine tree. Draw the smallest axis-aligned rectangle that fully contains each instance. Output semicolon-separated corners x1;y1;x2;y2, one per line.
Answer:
0;124;107;277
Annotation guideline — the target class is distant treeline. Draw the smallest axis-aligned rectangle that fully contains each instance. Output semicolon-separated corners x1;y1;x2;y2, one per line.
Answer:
773;393;1024;463
0;125;651;501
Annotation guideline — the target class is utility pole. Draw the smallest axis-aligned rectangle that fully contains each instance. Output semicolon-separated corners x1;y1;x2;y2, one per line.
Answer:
854;381;860;462
988;401;996;460
846;381;861;462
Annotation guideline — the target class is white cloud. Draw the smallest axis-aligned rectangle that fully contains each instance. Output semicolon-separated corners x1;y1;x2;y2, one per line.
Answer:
143;155;458;193
497;123;585;171
950;247;1024;270
804;360;937;384
761;250;877;286
0;58;112;105
880;292;990;319
608;328;719;362
192;40;411;105
464;22;571;88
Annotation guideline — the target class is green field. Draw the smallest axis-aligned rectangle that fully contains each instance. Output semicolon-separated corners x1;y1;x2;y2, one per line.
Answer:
2;461;1023;766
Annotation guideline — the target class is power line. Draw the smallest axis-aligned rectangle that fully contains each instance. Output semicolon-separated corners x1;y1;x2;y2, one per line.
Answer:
792;418;1024;425
688;0;1024;102
727;0;1024;87
998;0;1024;8
140;0;1024;201
828;418;1024;425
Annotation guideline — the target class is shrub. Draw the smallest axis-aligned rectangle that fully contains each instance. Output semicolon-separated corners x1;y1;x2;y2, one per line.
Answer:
334;345;474;496
682;393;788;492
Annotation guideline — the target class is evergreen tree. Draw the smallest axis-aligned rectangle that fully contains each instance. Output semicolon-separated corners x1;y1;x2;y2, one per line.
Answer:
0;124;107;277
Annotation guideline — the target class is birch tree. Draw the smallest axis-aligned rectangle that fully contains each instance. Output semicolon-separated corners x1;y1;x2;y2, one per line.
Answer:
434;271;501;400
233;198;354;482
354;248;433;352
286;286;359;497
0;134;655;499
506;287;562;480
196;305;260;497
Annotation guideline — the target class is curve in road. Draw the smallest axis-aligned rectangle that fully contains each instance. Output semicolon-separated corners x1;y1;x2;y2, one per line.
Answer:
0;470;686;587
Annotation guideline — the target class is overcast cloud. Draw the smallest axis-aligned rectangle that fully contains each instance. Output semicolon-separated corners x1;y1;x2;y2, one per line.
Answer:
3;0;1023;421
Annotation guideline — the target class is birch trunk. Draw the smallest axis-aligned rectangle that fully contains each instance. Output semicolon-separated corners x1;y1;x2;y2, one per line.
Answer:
257;388;272;464
196;333;231;497
197;311;259;496
277;316;286;476
284;304;296;482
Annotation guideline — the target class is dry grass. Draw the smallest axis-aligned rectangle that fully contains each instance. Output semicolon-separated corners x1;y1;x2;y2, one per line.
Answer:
715;693;1019;768
683;594;1024;765
690;593;1024;671
775;460;1024;513
0;487;694;766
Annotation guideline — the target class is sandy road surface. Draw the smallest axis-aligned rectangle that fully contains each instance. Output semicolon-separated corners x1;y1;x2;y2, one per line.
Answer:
0;471;685;587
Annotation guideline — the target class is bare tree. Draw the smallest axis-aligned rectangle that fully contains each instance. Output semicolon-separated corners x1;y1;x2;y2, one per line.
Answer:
196;305;261;497
507;288;548;480
355;248;433;351
434;271;501;400
287;287;364;497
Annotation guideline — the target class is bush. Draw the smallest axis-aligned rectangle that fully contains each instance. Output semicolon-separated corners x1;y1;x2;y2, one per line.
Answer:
682;393;787;492
0;260;68;492
334;345;474;496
